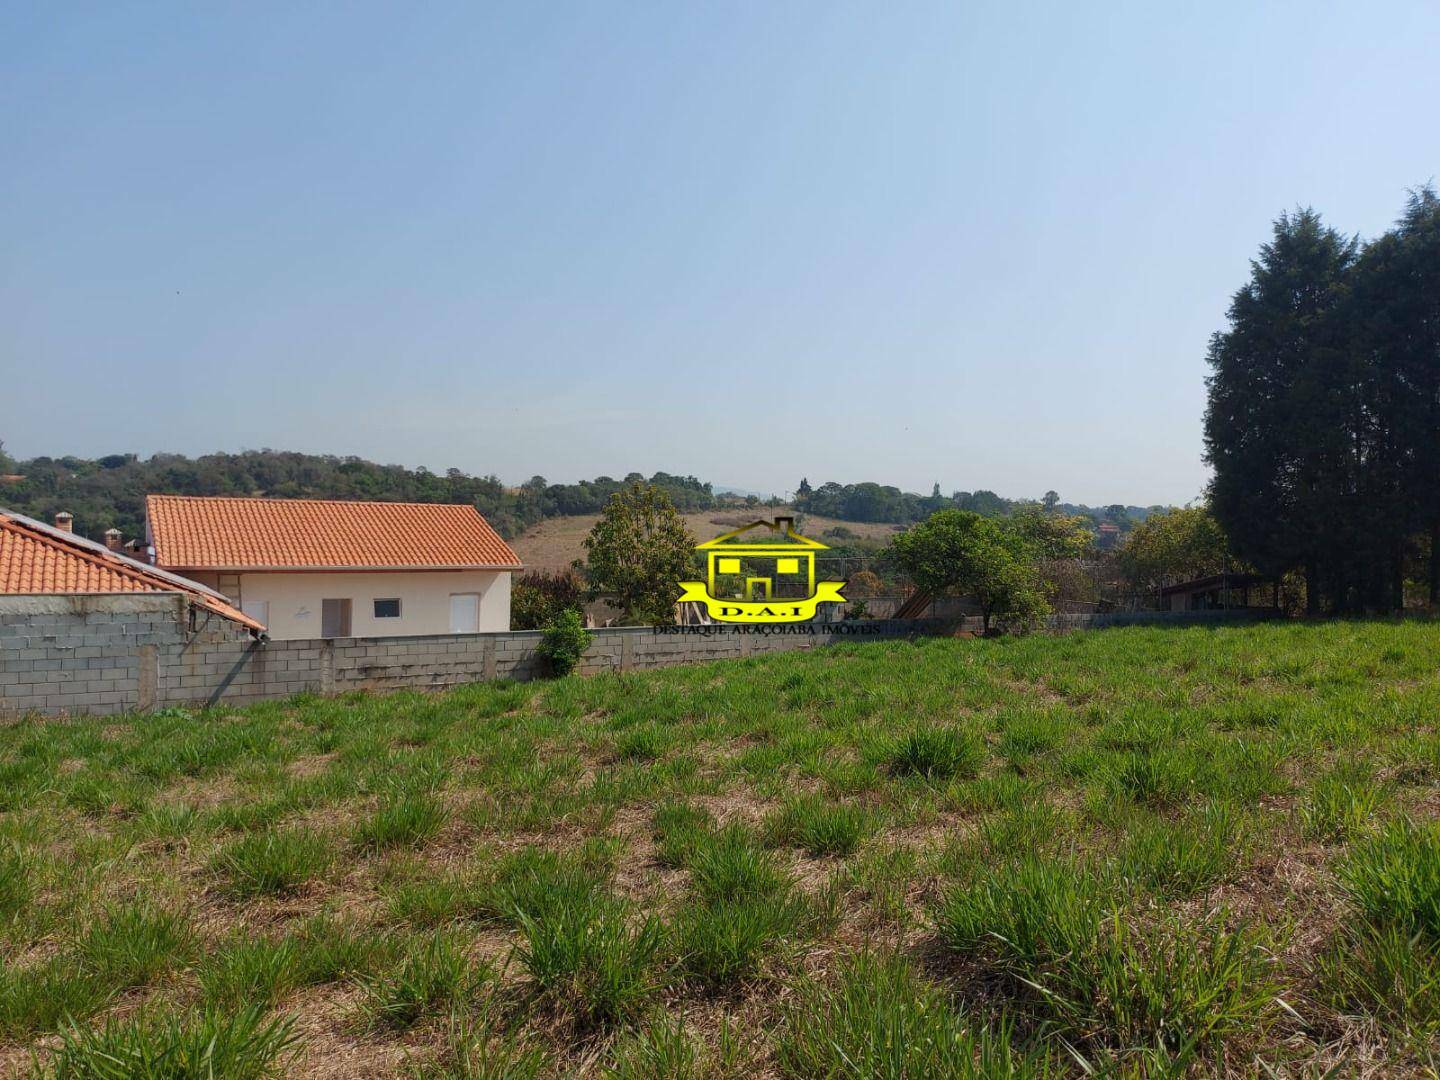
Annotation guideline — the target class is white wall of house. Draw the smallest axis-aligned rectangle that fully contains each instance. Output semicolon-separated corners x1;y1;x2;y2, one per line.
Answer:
188;570;511;640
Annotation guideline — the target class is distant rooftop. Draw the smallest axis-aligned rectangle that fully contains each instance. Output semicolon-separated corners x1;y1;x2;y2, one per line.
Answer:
0;508;263;631
146;495;523;572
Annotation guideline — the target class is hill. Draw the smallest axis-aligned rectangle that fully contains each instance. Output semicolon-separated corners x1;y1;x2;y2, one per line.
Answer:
510;508;902;570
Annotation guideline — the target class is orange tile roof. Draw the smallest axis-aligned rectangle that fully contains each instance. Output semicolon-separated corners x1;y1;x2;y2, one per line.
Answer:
0;510;264;632
146;495;523;572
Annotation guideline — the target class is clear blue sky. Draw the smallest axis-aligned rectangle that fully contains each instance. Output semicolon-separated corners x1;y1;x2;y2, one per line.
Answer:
3;2;1436;506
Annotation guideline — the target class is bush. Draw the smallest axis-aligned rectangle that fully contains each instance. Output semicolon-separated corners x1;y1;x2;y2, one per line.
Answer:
537;609;592;677
511;569;586;631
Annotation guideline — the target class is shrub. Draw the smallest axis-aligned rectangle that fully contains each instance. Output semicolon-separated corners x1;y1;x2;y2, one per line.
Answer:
510;569;586;631
537;609;592;677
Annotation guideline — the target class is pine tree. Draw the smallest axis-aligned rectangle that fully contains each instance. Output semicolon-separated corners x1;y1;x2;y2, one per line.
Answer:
1204;209;1359;612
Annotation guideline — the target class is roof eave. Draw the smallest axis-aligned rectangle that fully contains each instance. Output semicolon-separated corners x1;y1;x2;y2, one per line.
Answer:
160;563;524;574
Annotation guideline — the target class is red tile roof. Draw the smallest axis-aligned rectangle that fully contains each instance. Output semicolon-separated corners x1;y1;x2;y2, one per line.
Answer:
146;496;523;572
0;510;264;632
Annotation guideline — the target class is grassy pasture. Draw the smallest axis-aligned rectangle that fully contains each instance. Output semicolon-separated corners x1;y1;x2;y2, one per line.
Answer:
2;620;1439;1076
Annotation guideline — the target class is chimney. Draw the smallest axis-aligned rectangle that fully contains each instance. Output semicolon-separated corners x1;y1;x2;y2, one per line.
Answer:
773;516;794;534
104;528;124;550
54;511;73;533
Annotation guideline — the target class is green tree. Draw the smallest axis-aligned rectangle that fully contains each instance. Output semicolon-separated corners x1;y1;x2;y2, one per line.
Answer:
1117;507;1232;592
1355;186;1440;605
1204;208;1359;613
888;510;1050;633
582;482;696;625
1042;490;1060;513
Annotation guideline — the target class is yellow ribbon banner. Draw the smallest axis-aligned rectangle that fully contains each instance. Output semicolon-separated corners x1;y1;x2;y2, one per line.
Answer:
676;580;848;623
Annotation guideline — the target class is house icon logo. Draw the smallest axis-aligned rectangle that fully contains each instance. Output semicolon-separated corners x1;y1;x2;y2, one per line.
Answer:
677;517;847;623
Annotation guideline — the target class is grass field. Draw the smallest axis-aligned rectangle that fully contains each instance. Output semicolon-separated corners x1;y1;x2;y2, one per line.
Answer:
3;621;1440;1076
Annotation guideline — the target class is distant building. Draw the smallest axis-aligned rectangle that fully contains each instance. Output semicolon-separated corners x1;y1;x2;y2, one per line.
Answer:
145;496;521;640
1096;522;1122;550
1159;573;1275;611
0;507;261;633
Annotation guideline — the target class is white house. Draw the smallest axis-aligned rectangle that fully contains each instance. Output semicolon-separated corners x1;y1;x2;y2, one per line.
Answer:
145;495;521;640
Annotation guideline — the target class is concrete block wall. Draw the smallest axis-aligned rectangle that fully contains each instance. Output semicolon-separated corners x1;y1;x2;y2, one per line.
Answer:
1;594;1271;717
0;594;193;715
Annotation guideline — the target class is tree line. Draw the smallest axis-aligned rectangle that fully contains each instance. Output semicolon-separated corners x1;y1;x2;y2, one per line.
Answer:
0;447;717;541
793;478;1156;531
1204;187;1440;613
0;442;1165;547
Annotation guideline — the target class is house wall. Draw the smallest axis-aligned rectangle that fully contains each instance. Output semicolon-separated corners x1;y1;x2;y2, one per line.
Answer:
180;570;510;639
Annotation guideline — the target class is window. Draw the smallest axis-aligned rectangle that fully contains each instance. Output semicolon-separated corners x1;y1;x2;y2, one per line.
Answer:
373;598;401;619
717;557;741;574
776;558;800;574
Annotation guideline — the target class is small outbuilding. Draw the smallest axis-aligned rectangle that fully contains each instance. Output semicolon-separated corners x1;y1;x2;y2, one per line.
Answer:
1159;572;1277;612
145;496;522;640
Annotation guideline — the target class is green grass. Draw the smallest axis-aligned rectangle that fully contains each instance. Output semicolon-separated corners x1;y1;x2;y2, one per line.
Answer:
211;827;333;897
935;852;1278;1060
885;725;984;781
77;903;195;989
764;792;873;856
354;785;449;851
48;1005;299;1079
364;933;484;1030
513;888;665;1027
1116;800;1248;898
777;952;1051;1078
6;620;1440;1073
1338;818;1440;939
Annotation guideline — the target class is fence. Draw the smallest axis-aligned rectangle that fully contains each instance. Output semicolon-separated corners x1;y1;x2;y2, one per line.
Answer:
0;594;1272;717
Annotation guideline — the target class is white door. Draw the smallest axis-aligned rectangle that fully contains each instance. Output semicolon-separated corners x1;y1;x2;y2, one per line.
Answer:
449;593;479;633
